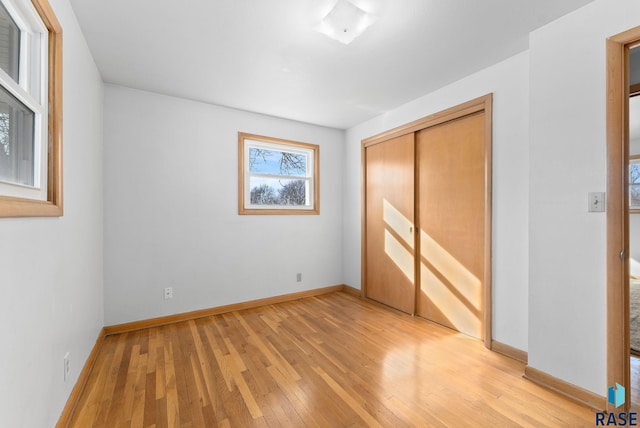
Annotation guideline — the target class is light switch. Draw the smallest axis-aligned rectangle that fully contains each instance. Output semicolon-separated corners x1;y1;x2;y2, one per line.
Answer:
588;192;605;212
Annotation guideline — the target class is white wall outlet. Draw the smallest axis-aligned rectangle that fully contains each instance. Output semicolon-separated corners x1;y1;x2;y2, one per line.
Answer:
164;287;173;300
296;273;302;282
588;192;606;212
63;352;70;382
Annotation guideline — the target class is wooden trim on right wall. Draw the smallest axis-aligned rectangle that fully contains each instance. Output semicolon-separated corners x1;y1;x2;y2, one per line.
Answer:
606;25;640;413
491;340;527;364
524;366;606;411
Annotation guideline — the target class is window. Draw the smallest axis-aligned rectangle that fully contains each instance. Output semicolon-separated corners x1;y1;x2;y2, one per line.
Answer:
631;155;640;213
0;0;62;217
238;132;319;215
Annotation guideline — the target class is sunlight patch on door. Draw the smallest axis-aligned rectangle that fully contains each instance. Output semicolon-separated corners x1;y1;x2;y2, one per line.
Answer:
420;265;481;337
385;229;414;282
421;231;481;310
420;230;481;338
382;198;415;283
383;199;414;249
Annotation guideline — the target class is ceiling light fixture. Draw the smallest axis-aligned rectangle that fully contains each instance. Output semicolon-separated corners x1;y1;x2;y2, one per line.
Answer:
315;0;377;45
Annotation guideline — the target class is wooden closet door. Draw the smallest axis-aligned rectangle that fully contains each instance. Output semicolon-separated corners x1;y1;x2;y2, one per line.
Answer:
416;112;485;338
365;134;416;314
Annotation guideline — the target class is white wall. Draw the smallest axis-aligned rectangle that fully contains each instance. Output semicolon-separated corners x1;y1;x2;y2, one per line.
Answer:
343;52;530;351
103;85;344;325
528;0;640;395
0;0;104;426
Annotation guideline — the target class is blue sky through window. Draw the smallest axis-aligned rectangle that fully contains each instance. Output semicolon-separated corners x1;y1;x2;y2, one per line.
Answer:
249;148;306;177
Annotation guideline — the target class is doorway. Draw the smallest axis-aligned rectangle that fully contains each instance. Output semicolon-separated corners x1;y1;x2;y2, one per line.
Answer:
362;95;492;347
606;26;640;412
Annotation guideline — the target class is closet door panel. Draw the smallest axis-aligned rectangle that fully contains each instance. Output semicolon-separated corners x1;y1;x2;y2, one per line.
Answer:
416;112;485;338
365;134;416;314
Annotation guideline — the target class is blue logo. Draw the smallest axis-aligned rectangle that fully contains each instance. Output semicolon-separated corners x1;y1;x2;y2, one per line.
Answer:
597;385;637;426
609;383;626;408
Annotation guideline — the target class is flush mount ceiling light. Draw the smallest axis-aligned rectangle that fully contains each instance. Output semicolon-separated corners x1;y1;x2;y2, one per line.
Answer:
315;0;378;45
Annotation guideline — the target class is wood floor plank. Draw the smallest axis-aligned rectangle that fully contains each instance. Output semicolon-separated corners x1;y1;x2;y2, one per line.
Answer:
313;365;385;428
95;333;129;427
70;336;114;427
69;292;597;427
162;334;180;427
129;351;148;427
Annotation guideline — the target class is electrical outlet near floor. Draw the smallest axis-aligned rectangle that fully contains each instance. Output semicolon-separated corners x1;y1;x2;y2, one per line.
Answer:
296;273;302;282
164;287;173;300
63;352;70;382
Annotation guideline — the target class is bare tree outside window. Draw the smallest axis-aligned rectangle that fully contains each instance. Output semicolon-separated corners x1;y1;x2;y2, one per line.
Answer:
250;183;278;205
279;180;306;205
249;148;306;175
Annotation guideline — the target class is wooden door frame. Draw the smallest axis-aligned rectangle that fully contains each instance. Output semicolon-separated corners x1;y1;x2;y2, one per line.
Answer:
361;94;493;348
606;26;640;413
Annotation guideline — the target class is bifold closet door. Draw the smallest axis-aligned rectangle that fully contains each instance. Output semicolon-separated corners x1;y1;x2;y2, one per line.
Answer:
416;112;486;338
365;133;416;314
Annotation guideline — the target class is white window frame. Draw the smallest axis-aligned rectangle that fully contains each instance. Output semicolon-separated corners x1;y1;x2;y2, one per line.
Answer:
238;132;320;215
0;0;62;218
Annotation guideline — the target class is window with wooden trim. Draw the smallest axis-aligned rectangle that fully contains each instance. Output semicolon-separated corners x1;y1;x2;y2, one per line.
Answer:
238;132;319;215
0;0;62;218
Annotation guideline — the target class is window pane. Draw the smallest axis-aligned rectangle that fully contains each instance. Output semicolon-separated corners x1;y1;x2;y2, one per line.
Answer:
631;163;640;184
0;2;20;82
249;147;307;177
250;177;309;206
0;85;35;186
631;183;640;208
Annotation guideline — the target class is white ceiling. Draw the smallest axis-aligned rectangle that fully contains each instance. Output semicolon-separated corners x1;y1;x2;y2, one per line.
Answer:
69;0;595;130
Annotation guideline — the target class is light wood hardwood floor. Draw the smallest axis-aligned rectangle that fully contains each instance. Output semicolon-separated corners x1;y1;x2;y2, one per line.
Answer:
70;292;596;427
